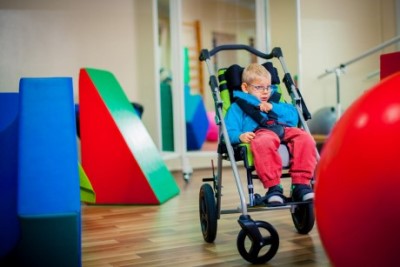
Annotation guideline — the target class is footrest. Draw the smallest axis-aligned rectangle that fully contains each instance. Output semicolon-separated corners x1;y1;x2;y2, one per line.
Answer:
251;194;313;208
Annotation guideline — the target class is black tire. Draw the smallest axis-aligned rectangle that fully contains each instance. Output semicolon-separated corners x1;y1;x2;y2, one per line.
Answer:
291;202;315;234
199;183;218;243
237;220;279;264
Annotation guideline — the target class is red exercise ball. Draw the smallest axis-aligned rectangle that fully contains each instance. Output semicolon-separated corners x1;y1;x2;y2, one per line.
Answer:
315;72;400;267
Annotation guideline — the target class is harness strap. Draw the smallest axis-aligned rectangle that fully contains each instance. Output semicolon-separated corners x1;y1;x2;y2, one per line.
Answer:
235;98;285;140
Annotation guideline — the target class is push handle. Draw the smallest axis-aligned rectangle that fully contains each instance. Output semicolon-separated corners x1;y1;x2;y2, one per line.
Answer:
199;44;283;61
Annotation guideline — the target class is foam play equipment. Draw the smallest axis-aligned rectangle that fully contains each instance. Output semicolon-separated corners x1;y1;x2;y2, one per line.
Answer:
183;46;209;150
160;82;174;151
16;77;81;267
75;104;81;137
79;68;179;204
79;163;96;203
185;85;209;150
206;111;218;142
0;93;20;259
75;102;143;138
315;72;400;267
131;102;144;118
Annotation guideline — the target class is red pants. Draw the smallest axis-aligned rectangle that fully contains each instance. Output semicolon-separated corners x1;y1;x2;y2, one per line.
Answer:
250;127;317;189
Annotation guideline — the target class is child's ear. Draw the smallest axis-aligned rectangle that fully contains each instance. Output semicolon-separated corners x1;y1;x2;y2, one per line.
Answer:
241;82;249;93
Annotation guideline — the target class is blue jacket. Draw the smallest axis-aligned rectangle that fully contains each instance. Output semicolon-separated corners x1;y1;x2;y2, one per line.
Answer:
224;90;299;144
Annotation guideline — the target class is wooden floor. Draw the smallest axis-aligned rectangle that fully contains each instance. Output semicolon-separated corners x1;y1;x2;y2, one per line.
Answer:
82;166;331;267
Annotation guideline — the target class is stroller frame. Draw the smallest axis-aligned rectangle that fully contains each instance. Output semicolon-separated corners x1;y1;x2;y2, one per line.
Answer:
198;44;319;264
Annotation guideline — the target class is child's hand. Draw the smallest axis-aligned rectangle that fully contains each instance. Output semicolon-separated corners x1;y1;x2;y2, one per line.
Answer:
239;132;256;143
259;102;272;112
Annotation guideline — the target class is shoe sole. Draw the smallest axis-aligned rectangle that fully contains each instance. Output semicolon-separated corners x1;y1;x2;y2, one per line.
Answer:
267;195;284;204
302;192;314;201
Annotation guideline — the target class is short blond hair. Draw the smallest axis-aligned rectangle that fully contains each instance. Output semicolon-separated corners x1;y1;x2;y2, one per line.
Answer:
242;63;271;84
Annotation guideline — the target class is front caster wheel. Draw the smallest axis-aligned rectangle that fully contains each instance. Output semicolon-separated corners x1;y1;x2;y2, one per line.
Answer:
237;220;279;264
199;183;217;243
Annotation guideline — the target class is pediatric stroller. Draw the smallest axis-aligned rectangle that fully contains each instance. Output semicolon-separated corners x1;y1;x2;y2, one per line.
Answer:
198;44;319;264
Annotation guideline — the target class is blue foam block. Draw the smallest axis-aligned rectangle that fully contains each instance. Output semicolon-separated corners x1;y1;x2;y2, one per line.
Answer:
18;77;80;215
185;86;209;150
17;77;81;266
0;93;20;258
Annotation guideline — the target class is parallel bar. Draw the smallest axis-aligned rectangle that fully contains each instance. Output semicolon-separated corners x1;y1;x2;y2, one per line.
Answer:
318;35;400;79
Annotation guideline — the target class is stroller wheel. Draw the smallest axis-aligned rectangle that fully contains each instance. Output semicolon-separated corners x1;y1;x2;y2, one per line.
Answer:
199;183;217;243
237;220;279;264
291;202;315;234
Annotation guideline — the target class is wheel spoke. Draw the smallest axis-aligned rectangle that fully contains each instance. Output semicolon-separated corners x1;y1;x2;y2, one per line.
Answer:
262;236;273;246
200;200;205;213
248;241;261;259
200;214;207;224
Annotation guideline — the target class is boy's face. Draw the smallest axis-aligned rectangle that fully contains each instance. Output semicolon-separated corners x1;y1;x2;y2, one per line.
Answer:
241;76;272;102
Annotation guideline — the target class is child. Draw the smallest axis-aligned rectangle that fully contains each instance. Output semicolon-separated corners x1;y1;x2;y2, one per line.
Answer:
224;63;317;205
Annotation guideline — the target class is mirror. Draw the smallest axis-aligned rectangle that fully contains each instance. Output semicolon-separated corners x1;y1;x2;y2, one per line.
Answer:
157;0;299;154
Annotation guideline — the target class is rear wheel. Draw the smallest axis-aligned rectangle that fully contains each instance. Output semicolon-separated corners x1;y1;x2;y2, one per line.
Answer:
291;202;315;234
199;184;217;242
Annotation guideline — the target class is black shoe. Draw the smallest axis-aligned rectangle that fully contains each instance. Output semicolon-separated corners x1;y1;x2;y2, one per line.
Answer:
291;184;314;202
265;185;284;205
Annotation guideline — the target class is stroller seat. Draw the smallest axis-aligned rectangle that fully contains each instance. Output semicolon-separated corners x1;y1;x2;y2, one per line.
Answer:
217;62;290;170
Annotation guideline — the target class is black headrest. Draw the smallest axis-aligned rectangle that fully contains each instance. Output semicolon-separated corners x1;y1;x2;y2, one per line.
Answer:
224;64;243;91
262;62;280;85
224;62;280;92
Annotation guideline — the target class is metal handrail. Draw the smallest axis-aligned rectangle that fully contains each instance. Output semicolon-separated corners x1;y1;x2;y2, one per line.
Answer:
317;35;400;119
318;35;400;79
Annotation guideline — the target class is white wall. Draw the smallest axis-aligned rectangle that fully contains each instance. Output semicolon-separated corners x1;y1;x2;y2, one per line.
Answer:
0;0;139;101
0;0;162;141
132;1;158;142
269;0;298;74
300;0;397;114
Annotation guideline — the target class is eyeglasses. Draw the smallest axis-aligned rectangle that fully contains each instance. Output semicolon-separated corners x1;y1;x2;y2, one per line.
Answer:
249;84;273;92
